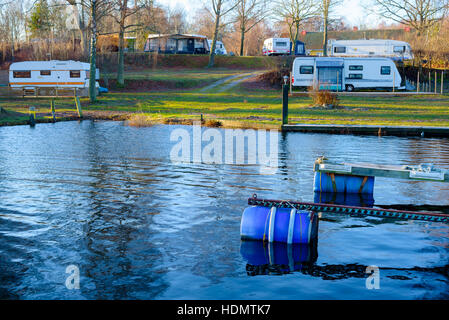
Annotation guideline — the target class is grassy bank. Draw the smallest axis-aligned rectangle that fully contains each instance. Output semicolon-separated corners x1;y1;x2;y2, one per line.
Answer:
1;84;449;129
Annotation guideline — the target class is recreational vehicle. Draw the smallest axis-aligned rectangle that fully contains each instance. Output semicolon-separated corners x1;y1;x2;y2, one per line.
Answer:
144;34;210;54
328;39;413;61
291;57;402;91
9;60;100;95
262;38;306;56
207;40;227;55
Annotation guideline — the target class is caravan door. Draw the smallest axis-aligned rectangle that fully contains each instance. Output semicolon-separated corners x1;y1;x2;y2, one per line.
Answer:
316;59;344;91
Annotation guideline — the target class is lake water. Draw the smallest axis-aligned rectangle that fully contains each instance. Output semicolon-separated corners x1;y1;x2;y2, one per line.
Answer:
0;121;448;299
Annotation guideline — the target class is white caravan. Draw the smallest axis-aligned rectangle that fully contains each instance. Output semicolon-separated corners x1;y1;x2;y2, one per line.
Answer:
208;40;227;55
328;39;413;61
292;57;402;91
263;38;291;56
9;60;100;92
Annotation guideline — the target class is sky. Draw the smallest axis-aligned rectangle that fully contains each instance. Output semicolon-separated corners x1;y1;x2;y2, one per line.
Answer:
157;0;374;28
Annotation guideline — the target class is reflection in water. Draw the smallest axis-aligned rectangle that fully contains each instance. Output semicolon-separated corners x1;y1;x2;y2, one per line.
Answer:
241;240;318;276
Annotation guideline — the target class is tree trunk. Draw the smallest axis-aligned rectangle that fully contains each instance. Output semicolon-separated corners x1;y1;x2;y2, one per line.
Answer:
117;0;127;86
89;0;98;102
239;26;245;56
208;1;222;68
323;15;328;56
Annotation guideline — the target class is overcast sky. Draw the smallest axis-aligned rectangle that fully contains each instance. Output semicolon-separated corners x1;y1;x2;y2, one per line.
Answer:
157;0;375;28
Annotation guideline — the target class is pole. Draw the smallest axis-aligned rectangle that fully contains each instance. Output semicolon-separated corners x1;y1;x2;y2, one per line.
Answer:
417;71;419;93
441;71;444;95
428;71;431;92
51;98;56;122
435;71;437;94
393;71;395;92
289;72;292;95
282;82;289;125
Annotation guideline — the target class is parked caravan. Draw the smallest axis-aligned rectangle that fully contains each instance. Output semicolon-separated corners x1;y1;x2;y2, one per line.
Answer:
207;40;227;55
328;39;413;61
291;57;402;91
9;60;99;95
262;38;306;56
144;34;210;54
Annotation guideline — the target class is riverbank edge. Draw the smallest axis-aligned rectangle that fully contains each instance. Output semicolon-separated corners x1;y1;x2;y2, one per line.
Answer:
3;111;449;138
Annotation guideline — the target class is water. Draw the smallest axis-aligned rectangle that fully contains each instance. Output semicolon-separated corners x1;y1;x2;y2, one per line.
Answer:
0;120;448;300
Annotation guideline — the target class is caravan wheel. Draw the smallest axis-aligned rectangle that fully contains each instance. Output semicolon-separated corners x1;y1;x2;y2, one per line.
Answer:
346;85;354;92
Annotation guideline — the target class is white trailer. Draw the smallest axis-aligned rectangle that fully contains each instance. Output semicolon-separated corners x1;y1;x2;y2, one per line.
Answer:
262;38;291;56
292;57;402;91
9;60;100;95
328;39;413;61
208;40;227;55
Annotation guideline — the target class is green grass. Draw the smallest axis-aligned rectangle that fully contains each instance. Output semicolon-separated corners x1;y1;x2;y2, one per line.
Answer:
1;68;449;128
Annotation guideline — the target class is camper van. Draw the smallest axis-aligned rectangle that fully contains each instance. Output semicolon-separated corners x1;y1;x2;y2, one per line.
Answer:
207;40;227;55
292;57;402;91
9;60;99;94
262;38;306;56
328;39;413;61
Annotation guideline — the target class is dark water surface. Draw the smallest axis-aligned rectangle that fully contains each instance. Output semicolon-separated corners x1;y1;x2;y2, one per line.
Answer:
0;121;448;299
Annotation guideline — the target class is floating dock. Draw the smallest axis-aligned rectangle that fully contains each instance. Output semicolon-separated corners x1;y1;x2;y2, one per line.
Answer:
248;196;449;224
282;124;449;137
314;157;449;195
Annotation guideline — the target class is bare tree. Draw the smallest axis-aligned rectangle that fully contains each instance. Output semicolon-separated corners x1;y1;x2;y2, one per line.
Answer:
236;0;267;56
69;0;113;101
208;0;240;67
321;0;342;56
372;0;449;36
274;0;318;54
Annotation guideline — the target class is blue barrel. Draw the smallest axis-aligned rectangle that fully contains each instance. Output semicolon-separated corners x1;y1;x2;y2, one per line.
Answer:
314;191;375;207
313;171;375;195
240;206;319;244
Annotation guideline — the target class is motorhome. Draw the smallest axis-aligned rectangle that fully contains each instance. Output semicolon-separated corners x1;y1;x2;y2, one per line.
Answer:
328;39;413;61
291;57;402;91
207;40;227;55
262;38;306;56
9;60;99;95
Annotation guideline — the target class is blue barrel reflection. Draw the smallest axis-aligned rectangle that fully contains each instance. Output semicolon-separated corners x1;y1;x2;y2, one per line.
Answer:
240;240;318;276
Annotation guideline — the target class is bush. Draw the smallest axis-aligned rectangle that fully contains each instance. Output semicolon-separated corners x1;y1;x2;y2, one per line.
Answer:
308;86;340;108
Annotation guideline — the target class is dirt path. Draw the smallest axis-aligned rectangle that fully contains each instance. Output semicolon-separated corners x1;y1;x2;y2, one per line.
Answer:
199;71;263;93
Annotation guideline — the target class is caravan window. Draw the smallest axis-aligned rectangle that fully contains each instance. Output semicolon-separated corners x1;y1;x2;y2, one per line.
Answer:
380;66;391;75
348;74;362;79
394;46;405;53
40;70;51;76
334;46;346;53
300;66;314;74
349;65;363;71
275;41;288;47
70;70;81;78
13;71;31;78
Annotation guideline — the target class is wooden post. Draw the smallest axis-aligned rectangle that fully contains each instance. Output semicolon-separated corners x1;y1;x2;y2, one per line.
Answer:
441;71;444;95
417;72;420;93
74;89;83;118
428;71;431;92
29;107;36;126
435;71;437;94
289;72;292;94
50;98;56;122
393;71;395;92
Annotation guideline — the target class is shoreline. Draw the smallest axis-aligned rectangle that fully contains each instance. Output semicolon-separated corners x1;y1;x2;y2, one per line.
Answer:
3;111;449;138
